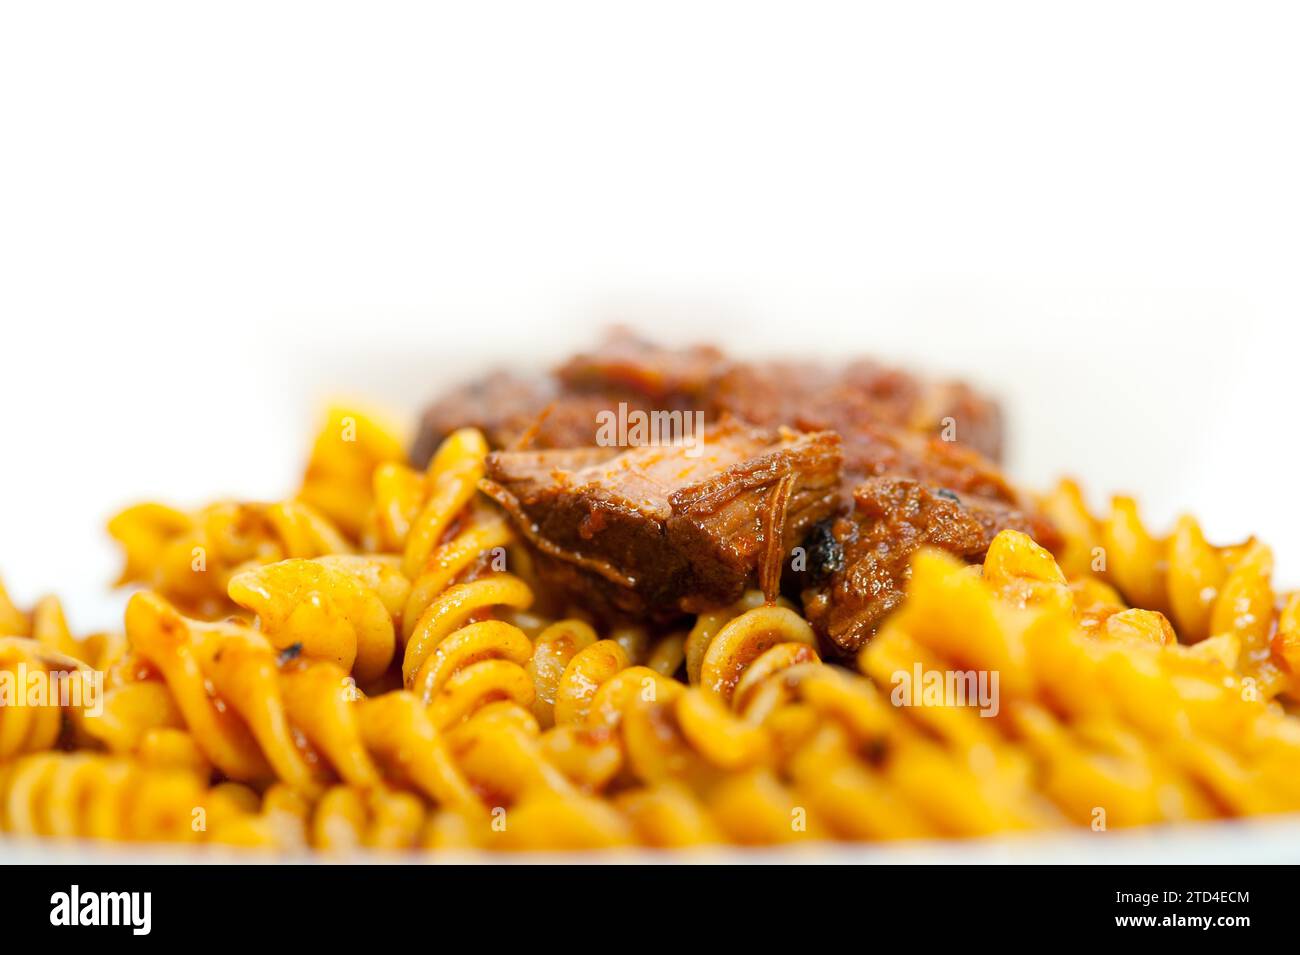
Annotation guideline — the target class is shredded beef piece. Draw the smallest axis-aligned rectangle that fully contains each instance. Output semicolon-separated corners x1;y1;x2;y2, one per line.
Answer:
799;477;1062;659
481;423;843;620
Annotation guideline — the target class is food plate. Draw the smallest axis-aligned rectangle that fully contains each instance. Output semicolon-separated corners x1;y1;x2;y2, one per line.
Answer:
6;814;1300;863
4;318;1299;864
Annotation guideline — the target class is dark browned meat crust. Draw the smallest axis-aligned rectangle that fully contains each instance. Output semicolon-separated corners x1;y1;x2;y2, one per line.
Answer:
799;478;1063;659
409;372;672;463
411;329;1006;466
710;358;1004;464
481;422;843;620
556;333;725;404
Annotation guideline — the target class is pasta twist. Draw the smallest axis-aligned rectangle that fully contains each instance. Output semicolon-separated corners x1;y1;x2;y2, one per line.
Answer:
0;639;87;757
199;700;602;852
0;752;209;842
365;425;543;733
109;499;353;617
108;409;408;617
298;406;407;540
1040;479;1291;695
1;591;124;671
119;588;525;826
228;554;411;685
122;591;498;811
0;594;126;758
378;427;519;639
530;594;854;845
125;590;367;792
863;538;1300;825
224;429;522;695
201;780;431;853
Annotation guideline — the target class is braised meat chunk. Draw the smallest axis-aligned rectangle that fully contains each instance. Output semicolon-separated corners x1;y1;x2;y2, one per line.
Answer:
791;415;1019;507
800;477;1062;659
557;330;725;404
414;332;1055;653
413;333;722;466
482;423;843;620
710;358;1005;464
410;371;686;464
411;329;1007;467
409;371;553;466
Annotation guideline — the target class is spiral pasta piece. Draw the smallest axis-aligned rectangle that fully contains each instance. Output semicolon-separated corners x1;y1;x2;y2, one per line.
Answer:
402;576;534;699
863;543;1300;825
298;406;407;540
109;499;353;616
115;588;515;823
0;753;208;843
366;428;517;642
0;589;125;672
228;554;410;684
1040;480;1292;695
0;591;165;759
529;598;852;846
125;590;373;792
0;639;78;757
299;783;429;852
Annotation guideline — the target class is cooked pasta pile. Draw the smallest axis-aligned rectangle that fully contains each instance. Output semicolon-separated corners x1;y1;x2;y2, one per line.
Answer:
4;407;1300;852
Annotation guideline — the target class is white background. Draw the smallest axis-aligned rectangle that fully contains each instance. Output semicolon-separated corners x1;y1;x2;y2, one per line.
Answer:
2;0;1297;630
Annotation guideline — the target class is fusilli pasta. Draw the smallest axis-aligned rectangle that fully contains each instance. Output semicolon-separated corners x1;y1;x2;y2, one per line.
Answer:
5;410;1300;855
